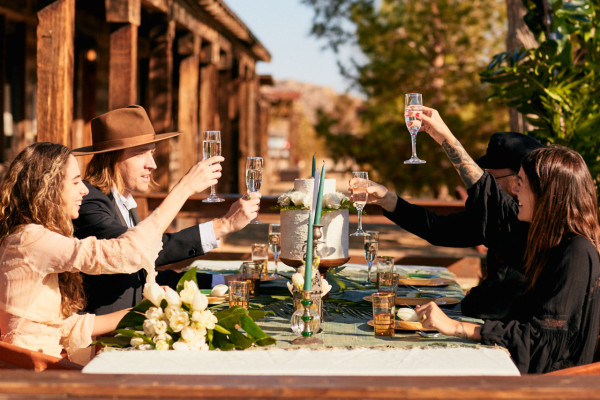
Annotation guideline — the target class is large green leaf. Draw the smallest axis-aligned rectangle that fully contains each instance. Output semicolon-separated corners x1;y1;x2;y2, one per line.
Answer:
176;266;199;292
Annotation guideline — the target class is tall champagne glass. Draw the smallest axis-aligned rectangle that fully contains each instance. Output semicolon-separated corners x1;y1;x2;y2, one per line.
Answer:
202;130;225;202
349;171;368;236
364;231;379;285
404;93;426;164
246;157;263;224
268;223;281;277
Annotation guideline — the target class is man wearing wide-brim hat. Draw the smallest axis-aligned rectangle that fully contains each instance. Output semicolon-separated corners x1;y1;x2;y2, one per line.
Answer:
73;105;260;315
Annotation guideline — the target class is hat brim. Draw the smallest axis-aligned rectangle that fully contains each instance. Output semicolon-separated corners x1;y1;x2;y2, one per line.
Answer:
72;131;181;156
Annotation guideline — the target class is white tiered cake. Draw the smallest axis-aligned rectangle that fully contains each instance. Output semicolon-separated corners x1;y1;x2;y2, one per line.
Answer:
280;178;349;267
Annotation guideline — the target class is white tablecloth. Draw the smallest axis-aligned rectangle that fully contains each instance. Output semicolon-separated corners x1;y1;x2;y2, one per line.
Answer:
83;347;519;376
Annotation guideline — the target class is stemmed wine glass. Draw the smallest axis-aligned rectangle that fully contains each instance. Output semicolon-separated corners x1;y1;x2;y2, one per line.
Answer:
245;157;263;224
364;231;379;285
404;93;426;164
202;130;225;202
349;171;369;236
268;224;281;277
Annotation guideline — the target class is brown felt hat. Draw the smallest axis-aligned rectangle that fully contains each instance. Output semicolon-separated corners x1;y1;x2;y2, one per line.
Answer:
72;105;181;155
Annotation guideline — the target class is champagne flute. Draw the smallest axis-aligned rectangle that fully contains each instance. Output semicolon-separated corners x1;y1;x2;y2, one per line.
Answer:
245;157;263;224
349;171;368;236
268;224;281;277
404;93;426;164
202;130;225;202
364;231;379;285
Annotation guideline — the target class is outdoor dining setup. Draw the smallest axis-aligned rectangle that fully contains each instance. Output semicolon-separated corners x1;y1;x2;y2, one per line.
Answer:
80;151;521;376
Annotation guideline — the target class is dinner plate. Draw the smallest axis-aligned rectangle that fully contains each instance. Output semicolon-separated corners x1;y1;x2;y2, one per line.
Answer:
363;295;460;306
366;319;436;332
397;277;455;287
260;275;278;282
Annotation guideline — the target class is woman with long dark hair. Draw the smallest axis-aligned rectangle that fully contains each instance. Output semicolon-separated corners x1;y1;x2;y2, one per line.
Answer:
413;107;600;373
0;142;224;364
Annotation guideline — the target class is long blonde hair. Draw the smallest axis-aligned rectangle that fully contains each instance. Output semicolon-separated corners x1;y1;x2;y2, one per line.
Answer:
0;142;86;316
522;146;600;289
83;150;126;195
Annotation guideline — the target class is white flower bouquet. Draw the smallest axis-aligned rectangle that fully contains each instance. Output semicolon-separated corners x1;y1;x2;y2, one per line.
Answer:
95;267;276;351
277;190;355;213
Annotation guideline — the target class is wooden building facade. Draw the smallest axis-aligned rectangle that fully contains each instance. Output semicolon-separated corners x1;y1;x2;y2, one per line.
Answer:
0;0;270;193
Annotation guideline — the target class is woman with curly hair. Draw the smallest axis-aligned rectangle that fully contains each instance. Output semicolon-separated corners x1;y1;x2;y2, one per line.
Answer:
412;107;600;373
0;142;223;364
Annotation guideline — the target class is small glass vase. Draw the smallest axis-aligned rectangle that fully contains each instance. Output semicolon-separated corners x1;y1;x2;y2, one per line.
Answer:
291;290;321;335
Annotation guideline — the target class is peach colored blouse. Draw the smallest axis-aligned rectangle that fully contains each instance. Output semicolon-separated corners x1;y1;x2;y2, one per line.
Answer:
0;216;162;364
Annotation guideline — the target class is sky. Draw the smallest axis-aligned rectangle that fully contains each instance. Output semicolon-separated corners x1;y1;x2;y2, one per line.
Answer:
226;0;357;95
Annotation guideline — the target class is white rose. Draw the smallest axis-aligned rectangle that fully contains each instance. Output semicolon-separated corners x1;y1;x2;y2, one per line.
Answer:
130;336;145;348
180;280;199;305
291;272;304;290
143;282;165;307
192;310;217;330
145;306;164;321
286;281;294;295
321;278;332;297
164;287;182;307
397;307;419;322
154;339;170;350
181;326;206;344
191;292;209;312
143;318;158;337
277;192;291;207
153;333;172;343
138;343;154;351
153;320;168;336
164;305;179;319
323;193;341;209
290;191;308;207
172;341;190;351
168;309;190;332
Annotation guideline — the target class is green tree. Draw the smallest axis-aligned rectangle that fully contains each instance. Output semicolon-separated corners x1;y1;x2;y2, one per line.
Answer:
303;0;508;197
481;0;600;191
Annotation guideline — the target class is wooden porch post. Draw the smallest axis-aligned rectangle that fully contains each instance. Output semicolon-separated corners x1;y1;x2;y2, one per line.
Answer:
106;0;141;109
177;33;200;180
147;15;175;189
36;0;75;146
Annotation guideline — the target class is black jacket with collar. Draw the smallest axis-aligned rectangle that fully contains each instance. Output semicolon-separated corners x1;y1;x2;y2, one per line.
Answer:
73;181;212;315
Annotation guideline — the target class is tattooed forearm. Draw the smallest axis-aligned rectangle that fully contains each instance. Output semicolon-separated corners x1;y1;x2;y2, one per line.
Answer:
441;138;483;188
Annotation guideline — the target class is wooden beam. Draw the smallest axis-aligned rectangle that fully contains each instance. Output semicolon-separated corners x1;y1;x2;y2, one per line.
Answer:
2;370;600;399
36;0;75;146
108;23;138;109
147;16;175;189
105;0;141;25
177;34;200;180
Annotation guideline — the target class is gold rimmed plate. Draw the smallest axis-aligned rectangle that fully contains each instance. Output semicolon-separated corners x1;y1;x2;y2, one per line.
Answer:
366;320;436;332
397;277;455;287
363;295;460;306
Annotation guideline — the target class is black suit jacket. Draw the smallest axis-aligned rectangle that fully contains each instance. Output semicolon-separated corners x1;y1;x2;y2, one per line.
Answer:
74;182;213;315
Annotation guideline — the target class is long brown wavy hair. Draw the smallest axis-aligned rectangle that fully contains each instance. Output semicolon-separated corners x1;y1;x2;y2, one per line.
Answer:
522;146;600;289
0;142;86;316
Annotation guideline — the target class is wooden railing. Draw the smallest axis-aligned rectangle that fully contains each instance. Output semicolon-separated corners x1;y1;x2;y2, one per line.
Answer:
133;193;467;221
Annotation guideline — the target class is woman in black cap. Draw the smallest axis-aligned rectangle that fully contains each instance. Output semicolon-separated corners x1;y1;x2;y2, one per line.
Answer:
413;106;600;374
